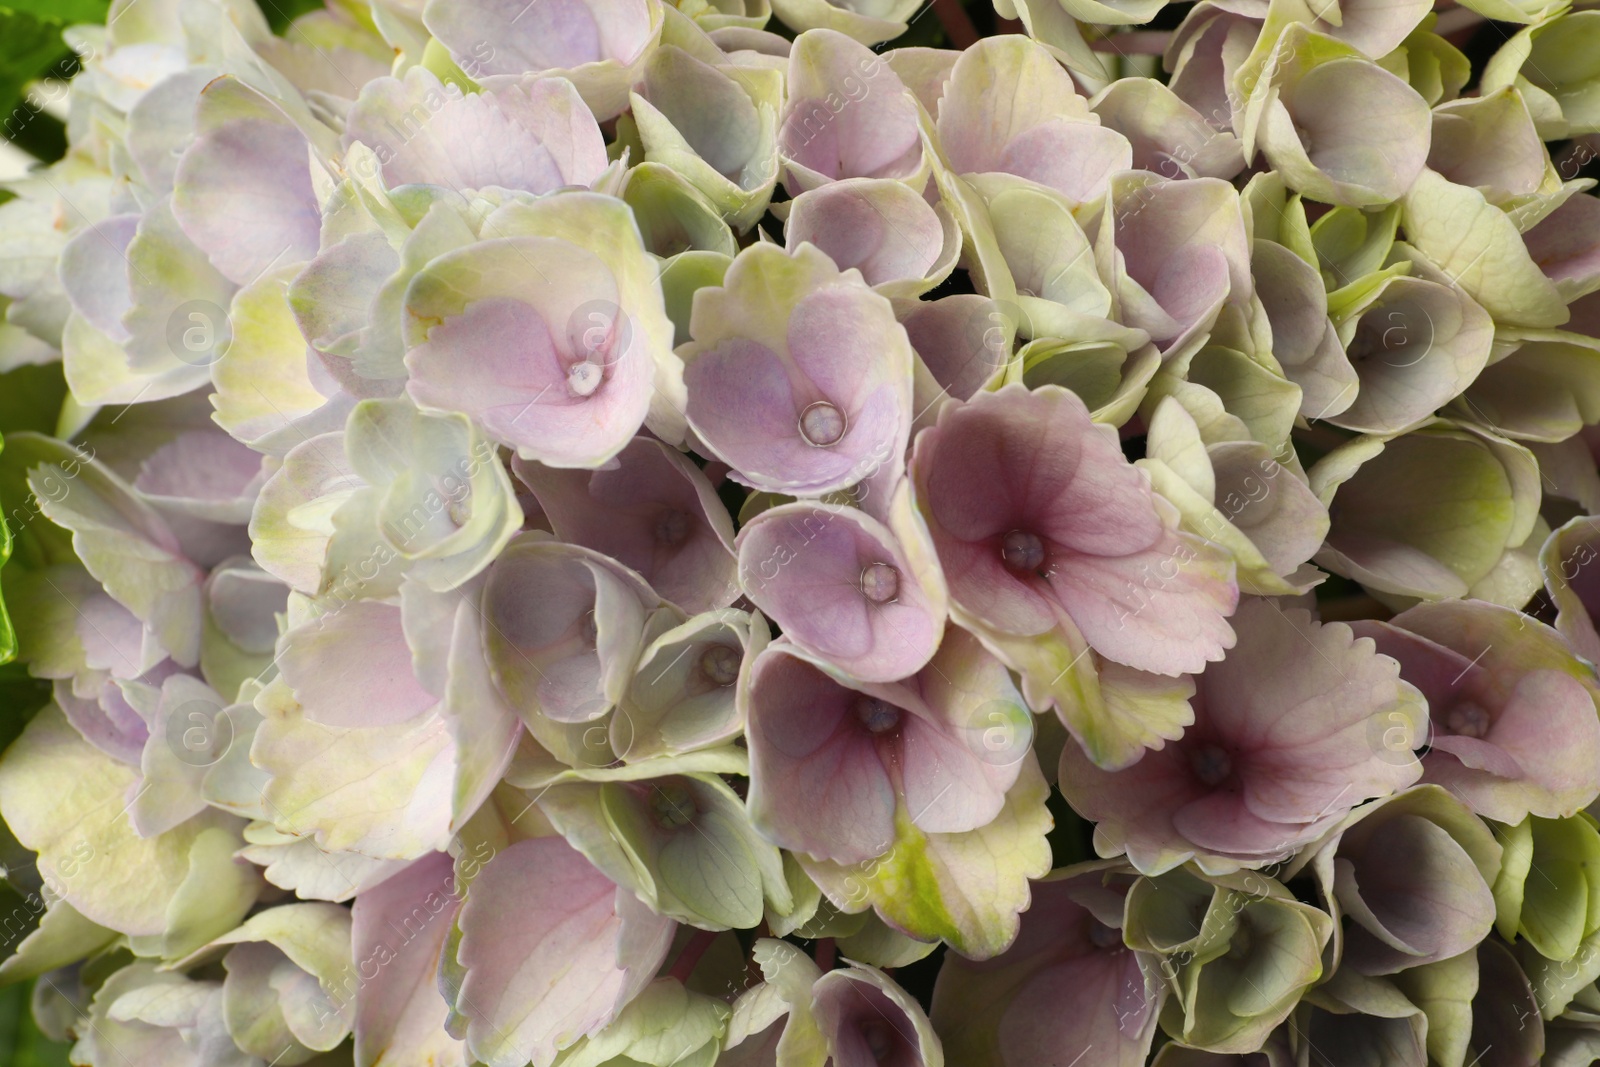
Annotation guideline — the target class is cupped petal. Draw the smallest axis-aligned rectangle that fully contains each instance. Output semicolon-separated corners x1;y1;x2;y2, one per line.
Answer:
351;851;467;1067
1328;276;1494;435
785;178;956;295
344;69;608;194
171;76;322;287
745;645;897;864
1099;173;1251;353
680;242;913;496
423;0;663;120
737;501;944;682
1258;49;1432;207
403;237;653;469
454;835;675;1067
514;438;738;613
777;30;923;191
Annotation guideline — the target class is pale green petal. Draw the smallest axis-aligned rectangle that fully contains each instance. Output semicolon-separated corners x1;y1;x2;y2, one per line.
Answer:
0;704;257;942
1400;168;1569;329
798;753;1052;959
555;978;729;1067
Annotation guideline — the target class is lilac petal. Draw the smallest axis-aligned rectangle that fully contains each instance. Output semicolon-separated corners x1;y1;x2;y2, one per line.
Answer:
745;646;898;864
1330;275;1495;435
1251;238;1357;419
681;243;913;496
1102;174;1251;352
901;295;1012;404
912;384;1237;676
54;671;157;767
936;35;1094;181
1366;600;1600;822
1091;77;1245;179
1542;516;1600;663
58;214;139;343
778;30;923;192
1333;804;1498;974
813;966;940;1067
514;439;738;613
785;178;954;293
343;70;608;194
1060;599;1426;873
455;835;674;1067
278;600;438;729
423;0;661;119
1524;188;1600;302
932;869;1161;1067
1259;51;1432;208
351;852;466;1067
171;77;322;286
737;502;943;682
403;223;660;469
1428;88;1548;202
1198;601;1423;827
133;428;265;524
481;538;661;735
894;626;1028;835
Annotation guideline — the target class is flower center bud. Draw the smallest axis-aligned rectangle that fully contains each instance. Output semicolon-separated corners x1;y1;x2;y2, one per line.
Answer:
1000;530;1046;574
1446;701;1492;739
699;645;740;687
654;507;690;546
860;562;900;603
854;697;901;735
1188;743;1233;786
799;401;846;447
567;360;603;397
650;782;696;829
860;1020;896;1061
1087;919;1122;950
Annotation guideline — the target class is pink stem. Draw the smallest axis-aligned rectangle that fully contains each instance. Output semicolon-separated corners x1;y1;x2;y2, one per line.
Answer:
667;930;718;985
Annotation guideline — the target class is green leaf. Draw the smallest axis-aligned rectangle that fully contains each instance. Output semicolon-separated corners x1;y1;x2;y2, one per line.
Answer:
0;981;71;1067
0;4;92;161
1;0;109;22
0;366;66;439
257;0;325;34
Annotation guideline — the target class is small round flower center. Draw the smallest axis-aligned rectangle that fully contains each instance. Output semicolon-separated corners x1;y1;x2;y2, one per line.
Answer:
566;360;603;397
854;697;901;735
1446;701;1492;739
799;401;846;446
1000;530;1046;573
650;782;696;829
860;1020;896;1061
860;562;900;603
1188;743;1233;786
1087;919;1122;950
699;645;740;687
654;507;690;546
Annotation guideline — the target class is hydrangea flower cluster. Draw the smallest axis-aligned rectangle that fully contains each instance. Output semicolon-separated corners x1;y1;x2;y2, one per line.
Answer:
1;0;1600;1062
